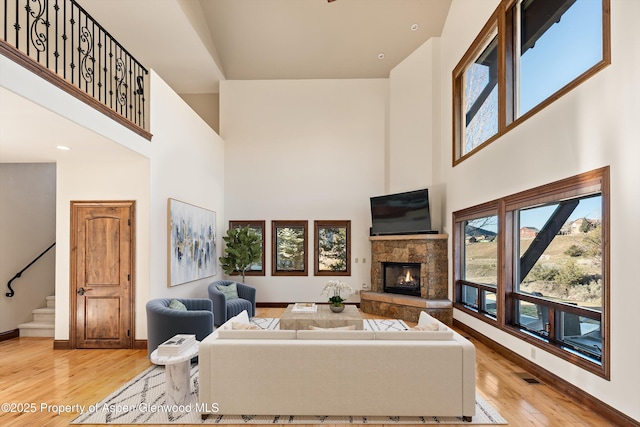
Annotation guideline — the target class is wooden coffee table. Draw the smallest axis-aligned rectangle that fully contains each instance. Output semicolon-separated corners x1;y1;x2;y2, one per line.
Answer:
280;304;363;330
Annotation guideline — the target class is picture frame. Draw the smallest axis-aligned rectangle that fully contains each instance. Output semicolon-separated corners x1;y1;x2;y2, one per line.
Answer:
229;220;266;276
168;198;217;287
314;220;351;276
272;220;308;276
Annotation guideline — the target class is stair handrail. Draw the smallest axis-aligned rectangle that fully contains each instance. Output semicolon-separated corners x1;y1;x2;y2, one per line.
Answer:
6;242;56;297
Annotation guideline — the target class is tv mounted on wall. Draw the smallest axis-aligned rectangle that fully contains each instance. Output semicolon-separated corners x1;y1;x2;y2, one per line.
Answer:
369;188;435;236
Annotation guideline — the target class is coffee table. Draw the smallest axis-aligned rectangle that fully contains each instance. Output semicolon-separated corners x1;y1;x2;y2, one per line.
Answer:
280;304;363;330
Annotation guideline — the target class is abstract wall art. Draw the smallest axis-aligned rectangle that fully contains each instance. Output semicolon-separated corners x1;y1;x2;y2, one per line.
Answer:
168;199;217;287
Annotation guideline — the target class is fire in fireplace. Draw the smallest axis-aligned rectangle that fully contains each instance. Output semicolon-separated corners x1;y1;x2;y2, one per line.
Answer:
383;262;421;297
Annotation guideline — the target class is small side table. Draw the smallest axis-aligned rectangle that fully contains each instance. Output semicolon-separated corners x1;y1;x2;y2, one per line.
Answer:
150;341;199;408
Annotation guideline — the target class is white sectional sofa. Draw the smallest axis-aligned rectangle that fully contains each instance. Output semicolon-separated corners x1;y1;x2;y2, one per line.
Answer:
198;310;476;420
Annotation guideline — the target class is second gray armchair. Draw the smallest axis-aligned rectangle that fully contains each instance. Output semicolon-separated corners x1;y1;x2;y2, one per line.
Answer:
208;280;256;326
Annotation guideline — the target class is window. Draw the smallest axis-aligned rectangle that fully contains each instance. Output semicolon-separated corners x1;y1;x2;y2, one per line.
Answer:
229;220;266;276
453;0;610;164
454;167;609;378
314;220;351;276
454;205;499;320
272;221;308;276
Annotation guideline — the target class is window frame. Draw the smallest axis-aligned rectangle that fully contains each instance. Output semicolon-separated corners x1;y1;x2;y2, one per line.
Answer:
229;220;266;276
314;220;351;276
271;220;308;276
453;167;610;378
453;0;611;166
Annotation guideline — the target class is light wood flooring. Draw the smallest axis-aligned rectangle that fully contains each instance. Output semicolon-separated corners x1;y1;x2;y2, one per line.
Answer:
0;307;614;427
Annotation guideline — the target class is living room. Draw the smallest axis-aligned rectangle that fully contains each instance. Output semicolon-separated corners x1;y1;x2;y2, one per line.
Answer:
1;0;639;425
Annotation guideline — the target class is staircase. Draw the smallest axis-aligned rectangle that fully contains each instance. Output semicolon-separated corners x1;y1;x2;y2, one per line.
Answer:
18;296;55;337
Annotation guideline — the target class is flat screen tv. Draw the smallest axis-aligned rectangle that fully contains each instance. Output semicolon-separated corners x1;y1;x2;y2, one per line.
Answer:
370;189;434;236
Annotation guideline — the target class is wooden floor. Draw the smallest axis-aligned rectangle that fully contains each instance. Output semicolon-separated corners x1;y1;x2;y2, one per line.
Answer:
0;307;614;427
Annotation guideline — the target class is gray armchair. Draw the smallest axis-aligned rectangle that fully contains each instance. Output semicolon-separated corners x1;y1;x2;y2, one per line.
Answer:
145;298;214;357
208;280;256;326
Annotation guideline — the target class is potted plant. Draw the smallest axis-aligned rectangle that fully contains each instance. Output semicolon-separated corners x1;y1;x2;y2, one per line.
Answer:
321;280;354;313
218;225;262;283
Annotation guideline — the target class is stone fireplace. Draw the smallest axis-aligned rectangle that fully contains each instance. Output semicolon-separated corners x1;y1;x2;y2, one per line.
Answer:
360;234;452;324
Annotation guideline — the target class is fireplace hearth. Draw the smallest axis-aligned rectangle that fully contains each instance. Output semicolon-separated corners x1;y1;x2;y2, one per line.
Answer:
383;262;421;297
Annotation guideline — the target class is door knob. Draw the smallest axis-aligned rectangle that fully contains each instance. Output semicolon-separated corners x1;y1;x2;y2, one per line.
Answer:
77;287;91;295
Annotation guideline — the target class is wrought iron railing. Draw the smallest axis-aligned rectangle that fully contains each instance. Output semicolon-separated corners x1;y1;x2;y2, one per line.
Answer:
6;242;55;297
1;0;149;131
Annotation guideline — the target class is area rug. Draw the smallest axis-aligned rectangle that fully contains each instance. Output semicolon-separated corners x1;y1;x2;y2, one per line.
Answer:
72;364;506;425
72;318;507;425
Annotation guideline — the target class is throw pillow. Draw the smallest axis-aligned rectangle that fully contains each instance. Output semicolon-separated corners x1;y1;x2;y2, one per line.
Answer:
308;325;356;330
216;282;239;300
168;299;187;311
411;323;439;331
231;322;261;330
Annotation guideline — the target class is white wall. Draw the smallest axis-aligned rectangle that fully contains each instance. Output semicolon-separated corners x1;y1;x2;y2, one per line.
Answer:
0;163;56;332
428;0;639;420
220;79;387;303
147;72;225;307
388;38;443;232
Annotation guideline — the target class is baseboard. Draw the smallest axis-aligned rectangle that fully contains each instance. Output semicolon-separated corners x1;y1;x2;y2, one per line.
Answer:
134;340;147;350
454;319;640;427
53;340;70;350
0;329;19;341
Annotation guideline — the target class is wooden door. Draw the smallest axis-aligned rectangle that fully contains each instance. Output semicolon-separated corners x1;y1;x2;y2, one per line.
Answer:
71;201;134;349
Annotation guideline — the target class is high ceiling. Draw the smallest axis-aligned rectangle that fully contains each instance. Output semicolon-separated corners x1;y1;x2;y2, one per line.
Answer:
78;0;453;94
1;0;452;163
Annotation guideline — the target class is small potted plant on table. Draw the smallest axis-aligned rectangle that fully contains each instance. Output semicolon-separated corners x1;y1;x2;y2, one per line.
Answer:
321;280;354;313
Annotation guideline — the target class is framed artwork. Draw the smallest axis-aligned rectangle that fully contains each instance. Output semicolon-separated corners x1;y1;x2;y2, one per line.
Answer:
168;198;217;287
314;220;351;276
272;220;308;276
229;220;266;276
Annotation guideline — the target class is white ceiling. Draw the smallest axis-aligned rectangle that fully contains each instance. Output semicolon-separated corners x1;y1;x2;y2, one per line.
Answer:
78;0;453;94
0;0;452;163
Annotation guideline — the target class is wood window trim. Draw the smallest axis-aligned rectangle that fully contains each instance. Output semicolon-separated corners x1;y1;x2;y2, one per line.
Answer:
271;220;308;276
313;220;351;276
452;0;611;166
453;167;610;379
229;220;266;276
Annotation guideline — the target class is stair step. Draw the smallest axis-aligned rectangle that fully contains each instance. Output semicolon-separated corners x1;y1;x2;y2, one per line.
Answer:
46;295;55;308
32;307;55;323
18;321;54;338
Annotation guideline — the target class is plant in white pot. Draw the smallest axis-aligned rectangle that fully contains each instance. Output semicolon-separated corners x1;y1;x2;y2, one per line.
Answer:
218;225;262;283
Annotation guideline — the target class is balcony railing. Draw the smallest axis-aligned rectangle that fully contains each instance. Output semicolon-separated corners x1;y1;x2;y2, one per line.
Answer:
1;0;150;136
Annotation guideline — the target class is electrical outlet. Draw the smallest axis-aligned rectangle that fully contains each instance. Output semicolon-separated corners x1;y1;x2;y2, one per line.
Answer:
362;257;366;263
531;347;536;359
355;258;359;263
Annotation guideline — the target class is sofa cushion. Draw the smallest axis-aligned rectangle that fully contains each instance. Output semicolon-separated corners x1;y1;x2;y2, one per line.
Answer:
168;299;187;311
374;330;454;341
297;329;375;340
217;329;297;340
220;310;250;330
216;282;239;300
308;325;356;330
231;322;261;330
412;323;439;331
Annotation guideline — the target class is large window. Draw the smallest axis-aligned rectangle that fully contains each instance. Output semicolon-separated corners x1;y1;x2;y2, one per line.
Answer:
454;167;609;378
453;0;610;164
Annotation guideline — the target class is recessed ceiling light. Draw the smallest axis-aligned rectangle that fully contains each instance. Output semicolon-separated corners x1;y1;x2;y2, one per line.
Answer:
410;23;419;31
56;145;71;151
377;53;385;60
